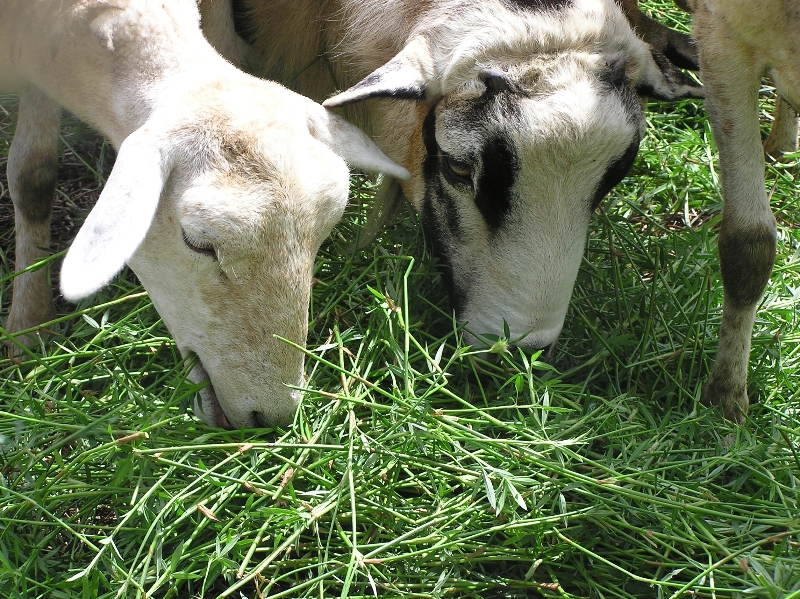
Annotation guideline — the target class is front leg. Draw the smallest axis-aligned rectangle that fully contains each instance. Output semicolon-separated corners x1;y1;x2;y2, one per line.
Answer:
5;86;61;346
693;9;776;423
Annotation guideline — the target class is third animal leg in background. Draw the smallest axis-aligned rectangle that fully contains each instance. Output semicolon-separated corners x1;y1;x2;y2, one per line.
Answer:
6;85;60;347
764;96;799;158
693;3;777;423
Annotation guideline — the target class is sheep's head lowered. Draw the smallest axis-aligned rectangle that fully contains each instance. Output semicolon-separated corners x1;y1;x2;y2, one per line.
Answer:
59;78;408;429
323;0;702;353
2;0;407;428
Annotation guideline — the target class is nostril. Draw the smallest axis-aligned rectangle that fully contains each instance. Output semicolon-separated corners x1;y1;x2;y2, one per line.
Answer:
252;411;268;428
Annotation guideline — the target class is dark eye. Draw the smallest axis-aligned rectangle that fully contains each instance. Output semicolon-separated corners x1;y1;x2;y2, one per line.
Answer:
182;229;217;259
439;152;473;185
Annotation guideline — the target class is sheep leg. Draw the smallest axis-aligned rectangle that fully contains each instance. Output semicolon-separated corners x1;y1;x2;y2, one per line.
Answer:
763;97;799;158
617;0;698;71
694;10;777;423
6;86;61;346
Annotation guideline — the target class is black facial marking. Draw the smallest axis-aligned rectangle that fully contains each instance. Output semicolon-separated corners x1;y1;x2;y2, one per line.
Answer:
589;137;641;211
460;86;524;135
475;135;518;230
599;55;628;89
423;108;463;239
421;107;468;314
587;77;645;211
600;69;644;126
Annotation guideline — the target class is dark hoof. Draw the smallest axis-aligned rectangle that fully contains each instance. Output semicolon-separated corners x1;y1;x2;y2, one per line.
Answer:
700;376;748;425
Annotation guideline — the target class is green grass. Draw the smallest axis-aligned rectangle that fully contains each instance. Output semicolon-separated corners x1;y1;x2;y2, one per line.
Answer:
1;4;799;597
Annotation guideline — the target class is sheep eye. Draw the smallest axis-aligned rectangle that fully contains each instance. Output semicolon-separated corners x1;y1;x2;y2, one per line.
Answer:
439;152;473;184
181;229;217;259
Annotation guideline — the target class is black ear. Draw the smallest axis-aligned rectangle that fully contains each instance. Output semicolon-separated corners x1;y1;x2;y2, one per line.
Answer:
632;46;703;100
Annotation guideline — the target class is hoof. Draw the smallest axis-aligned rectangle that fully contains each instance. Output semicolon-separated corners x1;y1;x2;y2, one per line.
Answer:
4;305;57;354
701;375;748;425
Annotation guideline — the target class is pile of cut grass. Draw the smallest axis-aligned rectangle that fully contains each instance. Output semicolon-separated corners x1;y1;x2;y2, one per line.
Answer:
1;3;799;597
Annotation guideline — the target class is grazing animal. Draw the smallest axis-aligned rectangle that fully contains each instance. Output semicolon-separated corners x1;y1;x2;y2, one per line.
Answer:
201;0;702;357
686;0;800;422
1;0;408;429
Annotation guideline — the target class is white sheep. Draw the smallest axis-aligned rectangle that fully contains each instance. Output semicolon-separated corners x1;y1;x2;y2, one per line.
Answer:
1;0;409;429
201;0;702;357
690;0;799;421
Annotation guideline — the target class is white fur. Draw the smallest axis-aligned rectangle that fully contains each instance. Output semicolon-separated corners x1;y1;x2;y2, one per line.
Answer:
205;0;700;350
1;0;408;428
60;126;174;300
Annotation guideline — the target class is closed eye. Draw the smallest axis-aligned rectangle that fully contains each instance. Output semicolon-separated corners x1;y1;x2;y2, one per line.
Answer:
182;228;217;259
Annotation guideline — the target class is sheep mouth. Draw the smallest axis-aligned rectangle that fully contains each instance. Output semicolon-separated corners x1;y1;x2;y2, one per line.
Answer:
188;357;233;429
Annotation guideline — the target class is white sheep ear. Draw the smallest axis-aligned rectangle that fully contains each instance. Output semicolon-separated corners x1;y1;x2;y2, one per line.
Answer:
60;128;173;301
308;108;411;180
323;36;437;108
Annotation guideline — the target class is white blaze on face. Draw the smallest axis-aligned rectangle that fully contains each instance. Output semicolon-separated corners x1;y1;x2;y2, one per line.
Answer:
419;61;644;350
128;131;350;428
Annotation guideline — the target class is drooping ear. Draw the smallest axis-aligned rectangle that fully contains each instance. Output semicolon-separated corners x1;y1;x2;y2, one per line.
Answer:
60;127;174;301
628;40;703;100
307;107;411;180
323;36;437;108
